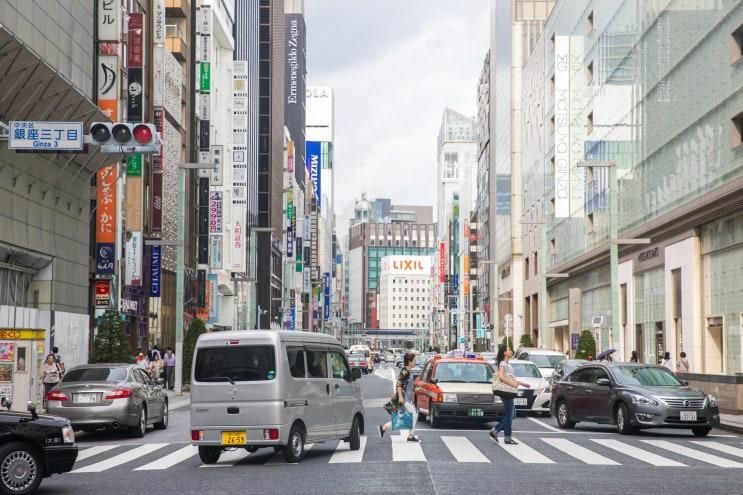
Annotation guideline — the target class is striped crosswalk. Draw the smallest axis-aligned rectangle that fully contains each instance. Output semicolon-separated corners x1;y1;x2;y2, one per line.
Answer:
70;435;743;473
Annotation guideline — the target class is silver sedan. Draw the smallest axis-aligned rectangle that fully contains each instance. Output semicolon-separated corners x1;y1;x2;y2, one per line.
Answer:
46;363;168;437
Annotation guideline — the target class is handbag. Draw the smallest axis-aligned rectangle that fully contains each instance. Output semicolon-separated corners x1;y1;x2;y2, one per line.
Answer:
492;372;518;399
391;410;414;431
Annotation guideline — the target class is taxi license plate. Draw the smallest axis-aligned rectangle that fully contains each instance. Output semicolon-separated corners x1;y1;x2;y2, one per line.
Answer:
680;411;697;422
221;431;247;445
468;408;484;417
515;398;528;406
74;393;97;404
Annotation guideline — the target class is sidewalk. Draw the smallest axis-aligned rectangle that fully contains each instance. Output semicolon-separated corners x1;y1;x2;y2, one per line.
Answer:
720;413;743;434
165;390;190;411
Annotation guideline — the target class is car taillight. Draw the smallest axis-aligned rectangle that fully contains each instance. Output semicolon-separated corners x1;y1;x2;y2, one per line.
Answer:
191;430;204;441
105;388;133;399
361;362;367;366
47;391;69;402
263;429;279;440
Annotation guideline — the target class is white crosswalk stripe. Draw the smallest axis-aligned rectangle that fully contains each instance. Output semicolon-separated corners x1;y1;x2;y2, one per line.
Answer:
75;445;121;462
391;435;426;462
135;445;199;470
441;436;490;463
691;441;743;459
541;438;620;465
497;437;554;464
199;447;251;468
329;437;367;463
640;440;743;468
72;443;169;473
596;439;686;467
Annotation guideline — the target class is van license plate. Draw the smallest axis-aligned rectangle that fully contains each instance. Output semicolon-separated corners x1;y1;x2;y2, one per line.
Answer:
221;431;247;445
680;411;697;422
468;408;484;417
515;398;528;407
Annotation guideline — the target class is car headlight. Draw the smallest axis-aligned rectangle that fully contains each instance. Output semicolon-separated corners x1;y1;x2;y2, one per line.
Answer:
443;393;457;403
535;387;550;395
62;424;75;444
707;395;718;408
630;394;658;406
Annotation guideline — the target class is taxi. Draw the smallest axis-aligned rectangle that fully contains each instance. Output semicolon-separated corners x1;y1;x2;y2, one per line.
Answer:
414;355;503;428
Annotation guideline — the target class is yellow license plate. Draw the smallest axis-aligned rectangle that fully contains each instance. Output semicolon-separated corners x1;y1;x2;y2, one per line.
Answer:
221;431;247;445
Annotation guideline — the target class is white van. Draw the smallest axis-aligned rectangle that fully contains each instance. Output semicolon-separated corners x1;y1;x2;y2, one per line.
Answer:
190;331;365;463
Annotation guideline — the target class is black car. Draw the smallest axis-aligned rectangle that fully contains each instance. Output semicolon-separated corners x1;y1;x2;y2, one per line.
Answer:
550;363;720;436
551;359;590;383
0;399;78;495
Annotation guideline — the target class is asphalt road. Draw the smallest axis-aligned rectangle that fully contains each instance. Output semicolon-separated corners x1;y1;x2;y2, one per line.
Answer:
42;364;743;495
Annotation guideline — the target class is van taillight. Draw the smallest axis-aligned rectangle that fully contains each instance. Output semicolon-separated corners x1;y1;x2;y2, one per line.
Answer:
191;430;204;441
263;429;279;440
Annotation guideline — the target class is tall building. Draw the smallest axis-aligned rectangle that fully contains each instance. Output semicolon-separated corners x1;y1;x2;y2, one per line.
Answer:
378;255;435;344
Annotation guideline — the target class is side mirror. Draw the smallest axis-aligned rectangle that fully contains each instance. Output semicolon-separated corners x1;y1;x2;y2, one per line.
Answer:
0;398;11;411
351;368;362;381
27;401;38;419
596;378;611;387
679;379;689;386
156;378;165;386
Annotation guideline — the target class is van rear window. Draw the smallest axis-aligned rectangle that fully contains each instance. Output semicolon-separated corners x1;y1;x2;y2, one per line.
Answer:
194;346;276;382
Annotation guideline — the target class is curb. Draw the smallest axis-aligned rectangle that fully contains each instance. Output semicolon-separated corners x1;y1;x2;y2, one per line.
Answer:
719;422;743;435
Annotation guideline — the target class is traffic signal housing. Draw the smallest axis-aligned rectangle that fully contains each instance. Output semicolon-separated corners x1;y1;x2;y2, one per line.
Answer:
88;122;159;154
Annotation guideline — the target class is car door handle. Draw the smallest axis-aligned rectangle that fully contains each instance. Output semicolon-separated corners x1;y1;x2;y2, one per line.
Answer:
326;384;330;394
586;389;592;393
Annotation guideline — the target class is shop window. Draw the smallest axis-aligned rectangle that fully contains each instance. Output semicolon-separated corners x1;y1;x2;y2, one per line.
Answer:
732;25;743;64
731;112;743;148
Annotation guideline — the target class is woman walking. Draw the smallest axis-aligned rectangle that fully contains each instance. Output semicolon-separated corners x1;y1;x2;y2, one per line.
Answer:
378;352;419;442
490;346;530;445
149;353;164;381
43;354;63;397
661;351;673;370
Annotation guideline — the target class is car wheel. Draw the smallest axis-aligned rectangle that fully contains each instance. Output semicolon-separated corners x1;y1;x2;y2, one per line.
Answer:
0;441;43;495
131;407;147;438
691;426;711;437
154;400;168;430
283;424;306;463
349;416;361;451
198;446;222;464
615;402;634;435
556;400;576;429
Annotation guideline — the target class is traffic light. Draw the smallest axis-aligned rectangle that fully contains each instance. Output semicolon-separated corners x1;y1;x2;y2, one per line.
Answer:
88;122;159;154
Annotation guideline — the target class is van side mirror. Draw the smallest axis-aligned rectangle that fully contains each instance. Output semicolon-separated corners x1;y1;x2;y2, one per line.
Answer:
596;378;611;387
351;368;362;381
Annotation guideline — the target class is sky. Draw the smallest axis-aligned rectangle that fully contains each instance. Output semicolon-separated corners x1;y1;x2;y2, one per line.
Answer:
304;0;490;230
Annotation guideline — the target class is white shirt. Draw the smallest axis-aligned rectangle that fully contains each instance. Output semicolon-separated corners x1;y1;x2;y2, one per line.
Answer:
661;359;673;370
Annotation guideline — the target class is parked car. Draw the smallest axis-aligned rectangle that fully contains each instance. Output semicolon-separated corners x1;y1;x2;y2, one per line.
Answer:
479;352;497;365
0;399;77;495
551;359;590;384
190;331;365;464
384;353;395;363
414;355;503;428
348;353;369;374
514;348;566;378
46;364;168;438
508;360;551;416
551;363;720;436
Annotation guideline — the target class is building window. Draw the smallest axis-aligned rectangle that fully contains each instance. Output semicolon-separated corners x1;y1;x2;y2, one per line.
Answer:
732;25;743;64
587;212;594;234
587;10;594;34
587;61;594;85
732;112;743;148
587;111;594;135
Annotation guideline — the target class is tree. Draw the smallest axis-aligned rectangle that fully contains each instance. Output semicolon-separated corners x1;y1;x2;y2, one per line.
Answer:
183;318;207;385
520;334;534;348
575;330;596;360
404;341;415;350
90;310;131;363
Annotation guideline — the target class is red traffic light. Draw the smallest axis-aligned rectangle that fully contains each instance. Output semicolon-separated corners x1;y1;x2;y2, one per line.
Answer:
133;124;153;144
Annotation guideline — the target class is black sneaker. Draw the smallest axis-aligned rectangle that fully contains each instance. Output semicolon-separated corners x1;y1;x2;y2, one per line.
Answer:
377;425;385;439
407;435;419;442
489;430;499;444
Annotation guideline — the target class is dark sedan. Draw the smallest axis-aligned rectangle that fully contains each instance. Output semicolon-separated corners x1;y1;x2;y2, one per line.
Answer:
551;359;590;383
551;363;720;436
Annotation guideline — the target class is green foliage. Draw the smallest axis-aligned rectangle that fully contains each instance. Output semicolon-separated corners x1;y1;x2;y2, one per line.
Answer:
183;318;207;385
575;330;597;360
500;336;514;350
90;310;131;363
520;334;534;348
404;341;415;350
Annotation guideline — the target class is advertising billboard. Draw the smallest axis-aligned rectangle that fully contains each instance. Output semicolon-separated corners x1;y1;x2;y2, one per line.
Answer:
124;232;143;286
306;141;322;211
96;165;117;275
381;256;432;276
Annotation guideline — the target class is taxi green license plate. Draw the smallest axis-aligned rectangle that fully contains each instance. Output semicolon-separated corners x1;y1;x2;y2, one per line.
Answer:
221;431;247;445
469;408;484;417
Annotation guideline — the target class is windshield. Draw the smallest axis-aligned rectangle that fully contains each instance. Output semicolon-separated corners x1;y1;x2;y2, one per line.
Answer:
349;355;364;363
613;366;682;387
511;363;542;378
529;355;565;368
415;356;428;366
194;346;276;382
62;367;127;383
433;362;493;383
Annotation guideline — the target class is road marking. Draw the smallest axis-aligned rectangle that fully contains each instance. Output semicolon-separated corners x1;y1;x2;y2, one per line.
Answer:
441;436;490;463
391;435;426;462
329;437;367;463
72;443;169;473
374;368;397;393
691;441;743;459
199;448;251;468
75;445;120;462
135;445;199;470
641;440;743;468
265;444;314;465
541;438;619;465
527;417;563;433
497;437;554;464
595;439;686;467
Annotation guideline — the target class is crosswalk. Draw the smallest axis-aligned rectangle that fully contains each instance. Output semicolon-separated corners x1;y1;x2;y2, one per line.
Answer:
69;435;743;473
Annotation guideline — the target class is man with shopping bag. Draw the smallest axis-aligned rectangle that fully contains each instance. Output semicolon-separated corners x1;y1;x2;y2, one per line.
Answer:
378;352;419;442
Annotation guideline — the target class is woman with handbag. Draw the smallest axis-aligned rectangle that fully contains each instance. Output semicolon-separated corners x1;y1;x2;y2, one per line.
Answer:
378;352;419;442
491;346;530;445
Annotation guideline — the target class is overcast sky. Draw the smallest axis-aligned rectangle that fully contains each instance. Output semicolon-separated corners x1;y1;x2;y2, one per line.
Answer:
304;0;489;229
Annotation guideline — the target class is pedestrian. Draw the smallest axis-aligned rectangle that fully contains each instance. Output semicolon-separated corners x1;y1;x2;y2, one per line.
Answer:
630;350;639;363
135;352;148;369
42;354;63;397
52;346;65;376
676;351;690;373
149;353;164;382
164;348;176;390
489;346;531;445
378;352;419;442
661;351;673;370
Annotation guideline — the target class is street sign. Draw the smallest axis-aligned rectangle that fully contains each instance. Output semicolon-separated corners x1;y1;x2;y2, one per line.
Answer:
9;122;83;151
592;315;604;328
458;336;466;343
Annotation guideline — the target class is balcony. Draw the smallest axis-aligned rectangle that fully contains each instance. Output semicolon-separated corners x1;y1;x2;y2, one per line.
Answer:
165;24;187;62
166;0;189;18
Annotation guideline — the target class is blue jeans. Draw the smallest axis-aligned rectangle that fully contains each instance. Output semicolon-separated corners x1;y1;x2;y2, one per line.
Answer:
492;397;516;438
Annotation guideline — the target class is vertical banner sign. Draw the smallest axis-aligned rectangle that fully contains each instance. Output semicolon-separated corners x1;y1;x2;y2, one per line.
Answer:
463;255;470;295
323;272;331;320
95;280;111;308
153;0;165;44
286;226;294;259
209;235;223;269
149;246;161;297
230;217;245;271
210;145;223;186
439;242;446;283
97;0;121;41
208;274;218;324
127;154;142;176
127;13;144;122
296;237;303;272
127;69;143;122
200;62;211;91
97;55;119;119
125;232;143;286
151;170;163;232
209;191;223;233
306;141;322;211
197;269;207;308
127;14;143;67
152;109;164;171
95;165;117;274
